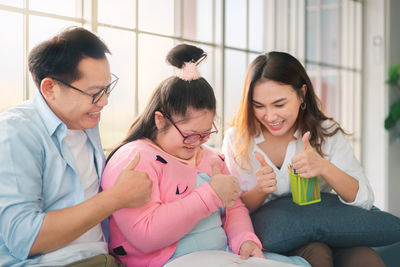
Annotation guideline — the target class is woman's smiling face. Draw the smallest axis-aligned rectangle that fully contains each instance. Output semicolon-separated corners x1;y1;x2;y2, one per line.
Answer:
252;79;303;138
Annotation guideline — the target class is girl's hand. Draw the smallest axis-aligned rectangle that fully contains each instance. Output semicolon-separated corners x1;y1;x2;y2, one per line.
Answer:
291;132;327;178
239;240;265;260
254;152;277;194
209;163;240;207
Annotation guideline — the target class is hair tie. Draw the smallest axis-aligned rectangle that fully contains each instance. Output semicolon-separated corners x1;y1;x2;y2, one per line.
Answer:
175;62;201;81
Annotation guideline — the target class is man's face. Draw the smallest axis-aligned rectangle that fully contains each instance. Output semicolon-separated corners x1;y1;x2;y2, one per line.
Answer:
44;57;112;130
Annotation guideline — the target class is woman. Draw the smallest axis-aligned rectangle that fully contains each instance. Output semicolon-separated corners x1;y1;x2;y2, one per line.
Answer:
221;51;385;267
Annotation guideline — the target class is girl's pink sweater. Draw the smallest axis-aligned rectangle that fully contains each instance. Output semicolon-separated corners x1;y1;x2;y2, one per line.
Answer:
101;140;261;267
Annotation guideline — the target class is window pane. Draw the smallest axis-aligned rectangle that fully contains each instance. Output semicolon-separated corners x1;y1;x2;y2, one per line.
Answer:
224;49;247;127
98;27;136;150
321;7;340;65
138;0;174;36
0;0;23;7
215;0;222;44
306;9;318;62
183;0;213;43
225;0;246;49
29;16;79;98
322;0;339;4
30;0;81;17
320;68;340;118
0;11;23;111
249;0;264;51
138;34;173;113
98;0;136;28
307;0;318;7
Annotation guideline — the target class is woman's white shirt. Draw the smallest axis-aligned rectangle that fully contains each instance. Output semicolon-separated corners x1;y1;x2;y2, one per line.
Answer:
221;121;374;210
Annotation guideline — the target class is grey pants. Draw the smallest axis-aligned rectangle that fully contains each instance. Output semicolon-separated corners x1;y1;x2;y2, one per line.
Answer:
63;254;126;267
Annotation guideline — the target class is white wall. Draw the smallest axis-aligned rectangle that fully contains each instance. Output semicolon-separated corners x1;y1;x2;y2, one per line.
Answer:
363;0;400;216
362;0;388;211
387;0;400;216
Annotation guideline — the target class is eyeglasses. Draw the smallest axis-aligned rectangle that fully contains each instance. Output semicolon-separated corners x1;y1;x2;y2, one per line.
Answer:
51;73;119;104
163;113;218;144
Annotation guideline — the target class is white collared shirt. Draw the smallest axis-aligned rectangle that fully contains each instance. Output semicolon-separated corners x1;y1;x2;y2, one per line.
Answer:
221;120;374;209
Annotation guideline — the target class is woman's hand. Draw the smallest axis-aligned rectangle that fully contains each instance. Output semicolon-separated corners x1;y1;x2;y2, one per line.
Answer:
254;152;277;194
239;240;265;260
291;132;327;178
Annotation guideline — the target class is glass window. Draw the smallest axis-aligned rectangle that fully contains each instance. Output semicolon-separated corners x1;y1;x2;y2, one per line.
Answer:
0;0;23;7
225;0;246;49
320;68;340;118
224;49;247;127
249;0;264;51
306;9;318;62
98;0;136;28
183;0;213;43
138;34;173;113
0;11;23;112
321;7;340;65
138;0;175;36
29;0;81;17
98;27;136;150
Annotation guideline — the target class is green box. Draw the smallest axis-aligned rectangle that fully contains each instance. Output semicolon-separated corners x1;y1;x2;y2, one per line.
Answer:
289;172;321;205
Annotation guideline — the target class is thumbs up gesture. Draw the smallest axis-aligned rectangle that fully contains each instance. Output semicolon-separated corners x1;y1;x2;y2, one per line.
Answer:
291;131;324;178
209;163;240;207
254;152;277;194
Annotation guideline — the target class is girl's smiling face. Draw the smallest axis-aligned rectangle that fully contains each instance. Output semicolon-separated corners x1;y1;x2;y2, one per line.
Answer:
154;108;216;160
252;79;304;138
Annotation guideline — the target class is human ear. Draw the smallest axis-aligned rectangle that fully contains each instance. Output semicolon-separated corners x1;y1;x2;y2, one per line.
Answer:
154;111;166;130
40;78;57;101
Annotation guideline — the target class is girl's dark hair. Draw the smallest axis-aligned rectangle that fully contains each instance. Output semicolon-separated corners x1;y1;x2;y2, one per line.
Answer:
107;44;216;161
28;26;110;89
233;51;348;169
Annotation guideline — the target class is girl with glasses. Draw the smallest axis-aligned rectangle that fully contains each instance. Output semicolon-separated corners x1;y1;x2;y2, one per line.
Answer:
101;44;309;267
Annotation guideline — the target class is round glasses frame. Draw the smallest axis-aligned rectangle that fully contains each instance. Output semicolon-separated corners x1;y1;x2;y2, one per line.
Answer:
50;73;119;104
163;113;218;144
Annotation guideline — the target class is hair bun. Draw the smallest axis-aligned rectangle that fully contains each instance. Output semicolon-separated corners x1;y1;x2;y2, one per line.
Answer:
166;44;206;68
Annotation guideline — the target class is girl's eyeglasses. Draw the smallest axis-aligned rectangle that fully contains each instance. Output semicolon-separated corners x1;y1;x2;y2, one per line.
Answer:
163;113;218;144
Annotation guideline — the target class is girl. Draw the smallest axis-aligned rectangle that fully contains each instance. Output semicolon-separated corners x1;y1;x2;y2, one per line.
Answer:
101;45;309;267
221;51;385;267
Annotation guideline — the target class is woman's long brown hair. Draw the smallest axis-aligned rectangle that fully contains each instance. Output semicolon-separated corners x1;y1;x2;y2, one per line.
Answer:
232;51;348;170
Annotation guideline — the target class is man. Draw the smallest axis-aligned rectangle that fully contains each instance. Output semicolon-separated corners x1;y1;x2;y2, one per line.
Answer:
0;27;152;266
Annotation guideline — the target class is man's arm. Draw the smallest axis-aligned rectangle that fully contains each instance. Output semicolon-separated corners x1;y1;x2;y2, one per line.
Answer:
29;154;152;256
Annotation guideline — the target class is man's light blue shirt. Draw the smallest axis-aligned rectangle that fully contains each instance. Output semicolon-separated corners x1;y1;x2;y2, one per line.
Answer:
0;92;105;266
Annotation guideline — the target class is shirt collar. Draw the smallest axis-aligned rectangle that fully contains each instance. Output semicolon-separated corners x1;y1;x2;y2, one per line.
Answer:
33;91;67;138
254;127;301;144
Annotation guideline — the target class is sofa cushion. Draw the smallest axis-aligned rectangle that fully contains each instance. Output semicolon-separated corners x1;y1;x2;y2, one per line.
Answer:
251;193;400;253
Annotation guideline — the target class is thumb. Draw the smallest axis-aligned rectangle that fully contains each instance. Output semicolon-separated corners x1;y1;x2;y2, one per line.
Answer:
212;163;222;175
126;152;140;170
302;131;311;150
254;151;268;167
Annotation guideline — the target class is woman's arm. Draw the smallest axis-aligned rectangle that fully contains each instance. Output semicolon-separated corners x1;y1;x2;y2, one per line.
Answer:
292;131;373;208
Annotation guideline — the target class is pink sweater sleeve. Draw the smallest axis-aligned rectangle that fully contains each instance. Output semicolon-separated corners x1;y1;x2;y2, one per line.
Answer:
102;148;223;254
218;154;262;254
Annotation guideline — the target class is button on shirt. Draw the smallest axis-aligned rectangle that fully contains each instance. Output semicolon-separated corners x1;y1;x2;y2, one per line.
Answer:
221;123;374;210
0;92;106;266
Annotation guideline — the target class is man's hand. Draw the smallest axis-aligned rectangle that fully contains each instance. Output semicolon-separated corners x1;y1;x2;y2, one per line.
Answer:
112;153;152;209
209;163;240;207
239;240;265;260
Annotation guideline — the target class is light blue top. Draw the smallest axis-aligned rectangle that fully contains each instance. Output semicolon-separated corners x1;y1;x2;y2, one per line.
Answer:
0;93;105;267
170;172;227;261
